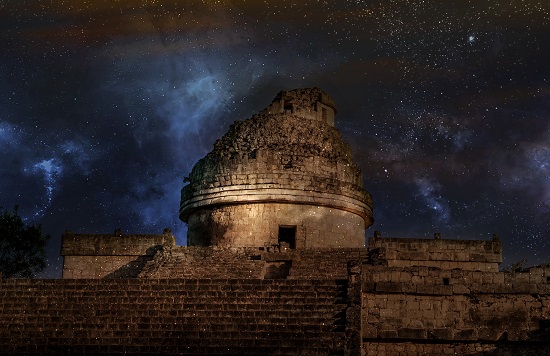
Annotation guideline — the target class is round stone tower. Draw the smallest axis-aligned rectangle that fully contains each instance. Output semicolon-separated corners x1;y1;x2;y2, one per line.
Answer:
180;88;373;248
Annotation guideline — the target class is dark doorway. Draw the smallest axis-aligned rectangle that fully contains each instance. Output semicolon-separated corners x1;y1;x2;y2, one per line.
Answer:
284;101;293;112
278;226;296;249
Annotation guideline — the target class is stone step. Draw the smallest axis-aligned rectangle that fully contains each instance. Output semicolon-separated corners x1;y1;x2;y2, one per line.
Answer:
0;287;346;295
1;304;346;315
0;310;347;323
4;344;343;356
0;278;347;287
0;289;347;299
40;246;367;280
0;284;346;293
0;278;349;355
0;293;345;301
0;318;343;339
2;331;344;344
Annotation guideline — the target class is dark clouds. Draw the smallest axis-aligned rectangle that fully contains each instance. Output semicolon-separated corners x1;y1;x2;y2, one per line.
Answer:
1;1;549;276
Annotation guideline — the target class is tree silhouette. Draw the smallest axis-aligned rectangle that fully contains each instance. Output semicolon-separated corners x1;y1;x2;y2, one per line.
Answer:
0;207;50;278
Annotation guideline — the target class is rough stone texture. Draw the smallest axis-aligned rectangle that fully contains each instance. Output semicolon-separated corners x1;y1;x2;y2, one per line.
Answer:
362;342;550;355
262;87;337;126
0;278;348;355
61;230;175;278
187;203;366;247
138;246;366;280
138;246;266;279
7;235;550;355
361;264;550;355
360;237;550;354
47;86;550;354
180;88;373;248
369;235;502;271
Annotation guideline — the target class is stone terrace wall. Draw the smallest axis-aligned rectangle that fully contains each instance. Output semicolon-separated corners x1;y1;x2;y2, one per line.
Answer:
138;246;366;280
361;265;550;355
138;247;266;279
61;230;175;278
368;235;502;272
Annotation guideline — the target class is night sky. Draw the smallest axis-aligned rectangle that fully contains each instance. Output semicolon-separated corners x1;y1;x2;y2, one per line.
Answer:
1;1;549;277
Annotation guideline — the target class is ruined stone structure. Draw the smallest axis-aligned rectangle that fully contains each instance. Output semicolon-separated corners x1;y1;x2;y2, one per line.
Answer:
1;88;550;355
180;88;373;248
369;232;503;272
361;235;550;355
61;228;176;278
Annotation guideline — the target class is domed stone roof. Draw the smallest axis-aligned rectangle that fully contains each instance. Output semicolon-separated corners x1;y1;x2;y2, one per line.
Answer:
180;88;373;228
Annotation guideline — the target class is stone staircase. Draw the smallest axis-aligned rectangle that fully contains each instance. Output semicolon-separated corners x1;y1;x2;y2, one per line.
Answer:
137;246;366;281
285;249;365;279
138;247;266;279
0;278;348;355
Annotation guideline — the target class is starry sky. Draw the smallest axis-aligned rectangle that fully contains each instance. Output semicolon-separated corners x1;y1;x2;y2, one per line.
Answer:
1;1;549;277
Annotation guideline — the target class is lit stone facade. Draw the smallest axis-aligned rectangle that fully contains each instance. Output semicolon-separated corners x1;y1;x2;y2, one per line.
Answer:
23;87;550;354
180;88;373;248
61;229;175;278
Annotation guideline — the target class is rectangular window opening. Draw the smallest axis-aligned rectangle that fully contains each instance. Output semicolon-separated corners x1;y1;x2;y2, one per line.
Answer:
284;103;293;112
278;226;296;249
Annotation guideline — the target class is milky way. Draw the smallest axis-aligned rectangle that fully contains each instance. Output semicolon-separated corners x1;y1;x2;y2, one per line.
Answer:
1;1;549;277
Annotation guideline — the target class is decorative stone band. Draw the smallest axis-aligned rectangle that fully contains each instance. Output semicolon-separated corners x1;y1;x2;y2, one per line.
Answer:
188;155;365;190
180;185;373;226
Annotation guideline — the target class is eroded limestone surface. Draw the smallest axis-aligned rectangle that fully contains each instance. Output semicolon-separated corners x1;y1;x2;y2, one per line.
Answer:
180;88;373;248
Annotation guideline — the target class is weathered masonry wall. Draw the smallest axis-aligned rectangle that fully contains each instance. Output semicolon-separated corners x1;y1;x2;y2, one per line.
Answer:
361;265;550;355
187;203;366;248
368;234;502;271
180;88;373;248
262;88;337;126
180;151;371;224
0;278;351;355
62;240;366;280
61;230;175;278
138;246;366;280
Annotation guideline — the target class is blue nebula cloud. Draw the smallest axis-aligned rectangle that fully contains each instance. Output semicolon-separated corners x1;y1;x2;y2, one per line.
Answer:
414;176;452;228
31;158;63;217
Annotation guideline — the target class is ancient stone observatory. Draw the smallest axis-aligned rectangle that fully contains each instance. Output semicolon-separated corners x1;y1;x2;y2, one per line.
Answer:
180;88;373;248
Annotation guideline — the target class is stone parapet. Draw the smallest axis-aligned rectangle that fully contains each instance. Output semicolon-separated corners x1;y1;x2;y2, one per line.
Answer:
369;235;502;271
61;229;176;278
362;265;550;295
61;230;175;256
